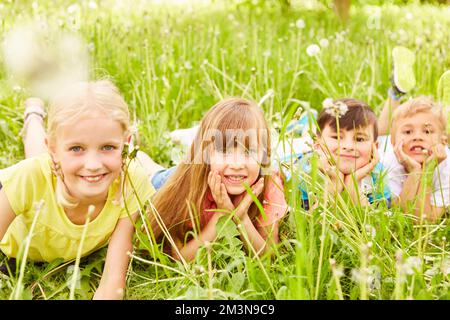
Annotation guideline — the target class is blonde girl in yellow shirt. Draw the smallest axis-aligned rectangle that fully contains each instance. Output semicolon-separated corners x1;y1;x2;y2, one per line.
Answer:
0;80;154;299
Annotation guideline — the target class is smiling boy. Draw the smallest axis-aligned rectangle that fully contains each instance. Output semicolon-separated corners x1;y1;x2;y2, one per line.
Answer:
380;96;449;222
293;98;391;209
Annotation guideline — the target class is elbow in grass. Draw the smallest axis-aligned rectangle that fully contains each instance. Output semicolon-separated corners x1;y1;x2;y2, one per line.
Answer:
413;208;442;225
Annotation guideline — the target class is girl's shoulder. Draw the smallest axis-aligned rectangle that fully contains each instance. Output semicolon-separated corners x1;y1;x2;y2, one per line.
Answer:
0;153;52;183
263;170;287;202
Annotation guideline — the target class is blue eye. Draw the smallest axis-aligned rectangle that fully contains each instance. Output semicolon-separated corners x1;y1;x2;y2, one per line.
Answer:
102;145;116;151
70;146;82;152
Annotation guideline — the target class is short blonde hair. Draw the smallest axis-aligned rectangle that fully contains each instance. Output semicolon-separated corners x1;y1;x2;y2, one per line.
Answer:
391;96;447;143
47;79;130;208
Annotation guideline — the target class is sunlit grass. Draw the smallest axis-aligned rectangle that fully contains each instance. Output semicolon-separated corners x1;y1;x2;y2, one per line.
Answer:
0;0;449;300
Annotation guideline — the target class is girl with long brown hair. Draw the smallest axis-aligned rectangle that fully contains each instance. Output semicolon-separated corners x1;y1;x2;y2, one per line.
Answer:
139;97;288;262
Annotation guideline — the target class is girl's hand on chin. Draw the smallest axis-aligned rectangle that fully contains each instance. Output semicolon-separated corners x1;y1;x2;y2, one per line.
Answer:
207;170;234;212
233;177;264;220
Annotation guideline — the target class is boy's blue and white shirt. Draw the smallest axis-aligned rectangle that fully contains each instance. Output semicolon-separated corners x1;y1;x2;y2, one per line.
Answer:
281;152;392;208
378;135;450;208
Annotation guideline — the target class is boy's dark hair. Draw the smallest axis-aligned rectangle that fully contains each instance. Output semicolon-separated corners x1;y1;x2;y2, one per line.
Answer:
316;98;378;139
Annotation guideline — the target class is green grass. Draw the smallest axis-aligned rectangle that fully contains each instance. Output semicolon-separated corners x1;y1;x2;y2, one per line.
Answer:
0;0;449;300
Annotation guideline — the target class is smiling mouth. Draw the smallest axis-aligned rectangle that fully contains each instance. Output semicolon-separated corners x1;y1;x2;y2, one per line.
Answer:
409;146;428;154
338;154;357;160
79;173;108;183
223;174;247;184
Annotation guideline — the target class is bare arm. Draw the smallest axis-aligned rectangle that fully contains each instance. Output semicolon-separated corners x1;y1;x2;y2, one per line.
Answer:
240;214;278;256
395;142;447;223
172;213;225;262
397;173;444;223
22;98;47;159
0;189;16;240
93;213;138;300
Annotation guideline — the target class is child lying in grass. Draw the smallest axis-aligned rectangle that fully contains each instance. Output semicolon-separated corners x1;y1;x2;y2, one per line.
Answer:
0;81;154;299
379;97;449;222
285;98;391;209
377;46;449;222
138;98;288;262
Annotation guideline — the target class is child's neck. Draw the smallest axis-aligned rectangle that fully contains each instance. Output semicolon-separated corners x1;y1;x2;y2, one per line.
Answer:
64;200;106;225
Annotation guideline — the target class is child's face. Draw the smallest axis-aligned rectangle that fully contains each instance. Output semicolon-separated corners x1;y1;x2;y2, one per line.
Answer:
393;112;444;164
209;146;262;195
49;117;127;205
317;124;375;175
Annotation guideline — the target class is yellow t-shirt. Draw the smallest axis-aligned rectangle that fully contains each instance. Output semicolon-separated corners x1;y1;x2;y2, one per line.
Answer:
0;153;154;262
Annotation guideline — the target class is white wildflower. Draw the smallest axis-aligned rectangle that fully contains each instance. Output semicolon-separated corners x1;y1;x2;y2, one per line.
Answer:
333;266;344;279
67;4;79;14
319;38;329;48
351;268;363;283
401;256;422;275
263;50;271;57
306;44;320;57
88;1;98;9
405;12;413;20
295;19;305;29
12;85;22;92
415;36;423;46
323;98;348;117
365;225;376;238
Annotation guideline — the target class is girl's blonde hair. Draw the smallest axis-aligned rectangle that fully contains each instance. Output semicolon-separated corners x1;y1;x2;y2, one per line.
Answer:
151;97;271;242
391;96;447;144
47;80;130;208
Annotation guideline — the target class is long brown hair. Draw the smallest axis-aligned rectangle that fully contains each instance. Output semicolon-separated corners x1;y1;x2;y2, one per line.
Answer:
151;97;271;242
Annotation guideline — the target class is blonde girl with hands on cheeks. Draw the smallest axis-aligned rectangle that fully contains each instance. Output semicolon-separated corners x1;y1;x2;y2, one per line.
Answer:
142;98;288;262
0;80;154;299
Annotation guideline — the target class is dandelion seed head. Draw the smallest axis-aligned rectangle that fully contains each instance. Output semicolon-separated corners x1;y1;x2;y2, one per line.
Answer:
351;268;362;282
2;22;89;100
263;50;271;57
319;38;329;48
333;265;344;278
193;265;205;275
88;1;98;9
322;99;348;117
12;85;22;92
365;225;376;238
295;19;305;29
401;256;422;275
67;3;80;14
306;44;320;57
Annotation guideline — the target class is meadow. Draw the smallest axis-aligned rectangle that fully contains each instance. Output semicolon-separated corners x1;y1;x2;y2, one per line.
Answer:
0;0;449;300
